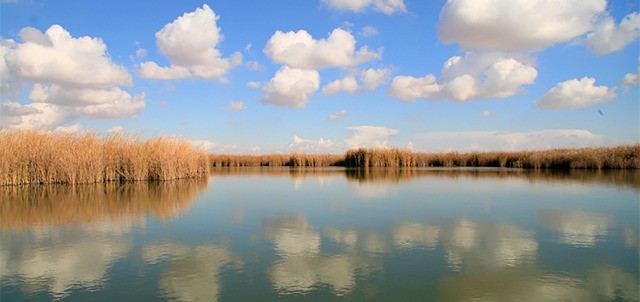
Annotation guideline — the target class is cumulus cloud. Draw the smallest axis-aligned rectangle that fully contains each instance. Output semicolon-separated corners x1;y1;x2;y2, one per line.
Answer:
389;52;537;102
482;110;492;117
360;67;391;90
585;12;640;55
621;72;639;89
413;129;606;152
191;139;217;153
438;0;606;51
328;109;348;121
345;125;398;148
228;100;246;111
534;77;616;109
261;66;320;108
140;4;242;81
6;26;132;88
323;68;390;95
0;25;143;129
323;0;407;14
263;28;381;69
323;75;360;95
288;135;335;152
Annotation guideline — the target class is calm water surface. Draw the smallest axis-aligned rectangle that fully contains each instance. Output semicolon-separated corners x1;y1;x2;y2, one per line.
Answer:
1;168;638;301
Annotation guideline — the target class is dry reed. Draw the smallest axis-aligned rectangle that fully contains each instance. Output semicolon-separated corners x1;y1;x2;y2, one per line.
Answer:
210;153;344;167
0;130;210;186
209;145;638;169
344;145;640;169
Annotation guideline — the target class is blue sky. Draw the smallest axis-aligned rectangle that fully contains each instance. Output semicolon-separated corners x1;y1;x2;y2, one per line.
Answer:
1;0;638;153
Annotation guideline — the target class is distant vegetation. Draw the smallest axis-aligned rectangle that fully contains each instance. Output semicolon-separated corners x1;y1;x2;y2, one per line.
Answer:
345;146;640;169
1;129;637;186
210;153;345;167
212;145;640;169
0;130;210;185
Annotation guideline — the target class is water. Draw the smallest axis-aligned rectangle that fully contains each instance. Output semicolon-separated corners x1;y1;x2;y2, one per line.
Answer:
1;168;638;301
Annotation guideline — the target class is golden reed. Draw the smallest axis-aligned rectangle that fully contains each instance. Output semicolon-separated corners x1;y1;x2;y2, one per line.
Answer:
0;130;210;185
212;146;639;169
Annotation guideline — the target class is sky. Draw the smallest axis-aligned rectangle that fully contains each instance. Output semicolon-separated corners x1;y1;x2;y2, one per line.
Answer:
0;0;639;154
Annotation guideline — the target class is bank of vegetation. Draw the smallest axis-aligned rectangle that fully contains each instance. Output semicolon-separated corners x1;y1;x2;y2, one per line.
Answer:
2;129;637;186
212;145;639;169
0;130;210;186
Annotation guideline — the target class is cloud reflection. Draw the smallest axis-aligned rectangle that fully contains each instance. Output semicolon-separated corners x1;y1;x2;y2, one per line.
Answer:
0;219;134;299
537;210;614;247
264;214;380;296
142;243;242;302
437;266;638;302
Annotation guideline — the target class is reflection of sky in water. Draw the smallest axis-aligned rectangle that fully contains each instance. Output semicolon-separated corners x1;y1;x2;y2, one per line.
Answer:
1;169;637;301
537;211;614;247
0;217;135;299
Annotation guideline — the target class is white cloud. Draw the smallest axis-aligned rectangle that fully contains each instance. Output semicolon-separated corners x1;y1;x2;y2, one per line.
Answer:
621;72;639;89
1;25;143;129
263;28;381;69
191;139;217;153
360;67;391;90
534;77;616;109
360;26;379;37
140;4;242;81
482;110;492;117
328;109;348;121
323;68;390;95
139;62;190;80
246;81;262;88
585;12;640;55
0;39;24;101
228;100;246;111
438;0;606;51
261;66;320;108
323;75;360;95
6;26;132;88
107;126;125;135
413;129;606;152
323;0;406;14
245;60;264;71
345;125;398;148
288;135;335;152
389;52;537;102
28;84;144;118
388;74;441;101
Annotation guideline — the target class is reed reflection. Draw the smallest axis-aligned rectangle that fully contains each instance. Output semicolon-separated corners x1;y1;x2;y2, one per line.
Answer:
0;178;208;231
0;178;208;299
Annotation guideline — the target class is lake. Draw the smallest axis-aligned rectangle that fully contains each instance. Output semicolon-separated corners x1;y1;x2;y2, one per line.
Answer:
1;168;638;301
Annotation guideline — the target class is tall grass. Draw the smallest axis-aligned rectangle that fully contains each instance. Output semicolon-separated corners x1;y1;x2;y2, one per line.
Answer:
344;146;640;169
0;130;210;185
210;145;639;169
210;153;344;167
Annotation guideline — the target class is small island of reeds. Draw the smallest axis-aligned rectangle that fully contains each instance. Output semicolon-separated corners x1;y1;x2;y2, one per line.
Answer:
1;130;638;186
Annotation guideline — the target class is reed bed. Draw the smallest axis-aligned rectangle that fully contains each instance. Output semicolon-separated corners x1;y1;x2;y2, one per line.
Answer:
210;153;344;167
211;145;638;169
0;130;210;185
344;145;640;169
